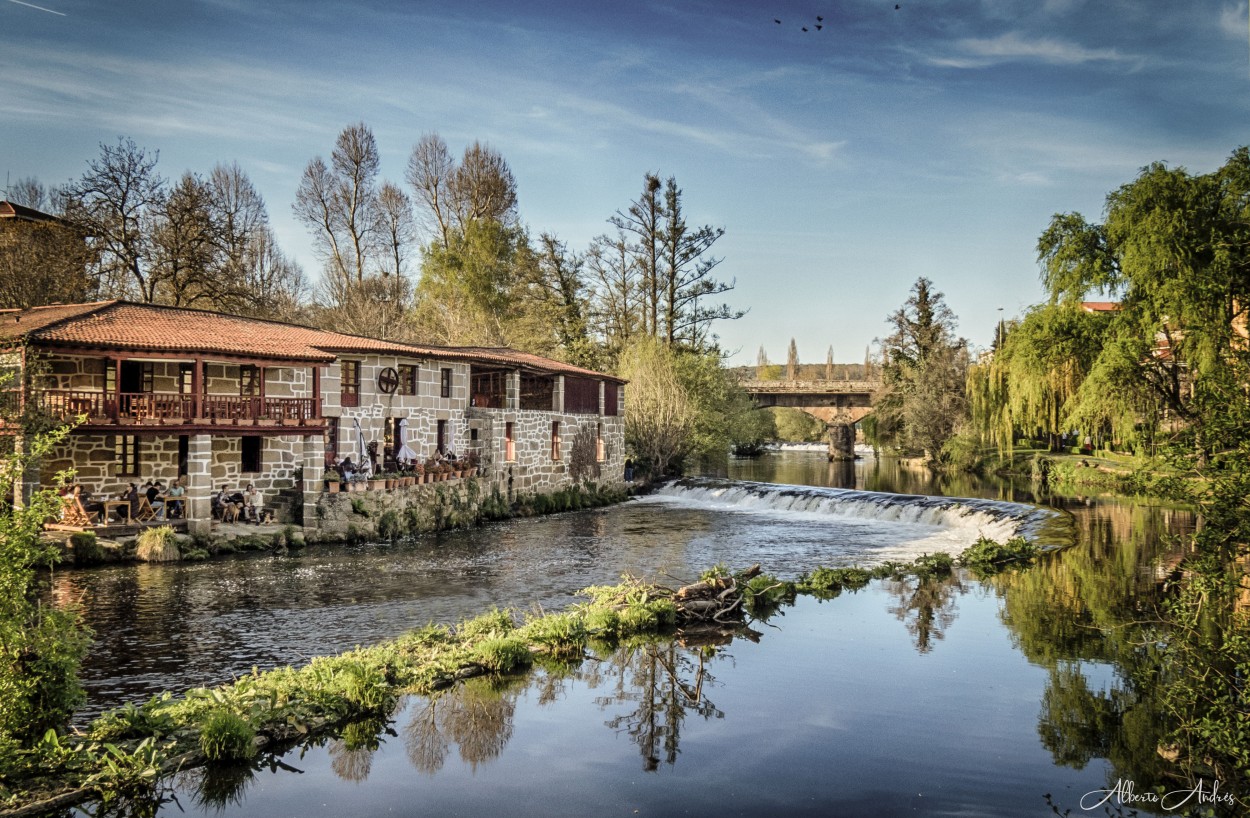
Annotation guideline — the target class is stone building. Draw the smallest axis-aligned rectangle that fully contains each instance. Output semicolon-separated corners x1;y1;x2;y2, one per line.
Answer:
0;300;626;533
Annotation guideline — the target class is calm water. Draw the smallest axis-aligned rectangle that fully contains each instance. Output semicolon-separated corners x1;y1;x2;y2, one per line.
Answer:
53;451;1204;817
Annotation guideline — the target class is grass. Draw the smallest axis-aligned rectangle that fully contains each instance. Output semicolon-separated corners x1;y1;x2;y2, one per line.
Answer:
134;527;179;563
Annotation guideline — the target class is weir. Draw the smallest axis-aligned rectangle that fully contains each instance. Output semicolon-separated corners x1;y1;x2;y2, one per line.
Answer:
654;478;1068;545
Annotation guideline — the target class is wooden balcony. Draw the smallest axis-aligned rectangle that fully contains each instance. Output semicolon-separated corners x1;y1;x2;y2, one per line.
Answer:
33;390;320;429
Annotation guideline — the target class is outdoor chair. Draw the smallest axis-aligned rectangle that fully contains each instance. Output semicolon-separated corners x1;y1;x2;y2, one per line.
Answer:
133;497;156;523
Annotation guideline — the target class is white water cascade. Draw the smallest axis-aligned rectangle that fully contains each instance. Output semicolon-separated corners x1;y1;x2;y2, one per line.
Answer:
643;478;1067;562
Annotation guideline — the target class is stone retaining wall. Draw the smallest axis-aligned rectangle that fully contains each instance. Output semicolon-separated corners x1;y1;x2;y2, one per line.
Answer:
309;477;491;542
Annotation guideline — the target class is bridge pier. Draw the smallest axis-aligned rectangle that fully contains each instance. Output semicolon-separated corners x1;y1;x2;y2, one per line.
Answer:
826;420;857;461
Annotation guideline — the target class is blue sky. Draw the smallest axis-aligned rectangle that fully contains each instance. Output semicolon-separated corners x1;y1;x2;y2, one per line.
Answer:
2;0;1248;364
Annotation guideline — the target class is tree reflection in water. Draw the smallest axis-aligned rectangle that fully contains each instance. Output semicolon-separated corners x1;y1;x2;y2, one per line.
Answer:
884;574;965;654
593;642;725;771
403;676;521;774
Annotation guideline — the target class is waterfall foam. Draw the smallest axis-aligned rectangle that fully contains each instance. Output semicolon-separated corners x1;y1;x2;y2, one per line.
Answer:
649;478;1065;546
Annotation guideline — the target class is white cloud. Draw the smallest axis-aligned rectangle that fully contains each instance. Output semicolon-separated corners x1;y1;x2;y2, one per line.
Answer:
1219;2;1248;38
934;31;1139;68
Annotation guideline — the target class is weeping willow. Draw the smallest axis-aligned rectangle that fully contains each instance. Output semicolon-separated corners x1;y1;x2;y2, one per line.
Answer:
967;305;1111;456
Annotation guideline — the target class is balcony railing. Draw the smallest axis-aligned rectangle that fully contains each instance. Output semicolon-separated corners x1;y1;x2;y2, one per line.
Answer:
34;390;319;426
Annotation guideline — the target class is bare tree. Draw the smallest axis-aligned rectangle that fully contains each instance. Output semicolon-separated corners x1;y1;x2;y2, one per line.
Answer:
585;231;639;363
450;141;518;228
63;137;166;301
406;134;519;248
5;177;49;211
150;172;222;307
293;123;382;292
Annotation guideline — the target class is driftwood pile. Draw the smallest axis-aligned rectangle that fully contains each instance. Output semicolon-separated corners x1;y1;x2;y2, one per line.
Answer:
672;563;760;624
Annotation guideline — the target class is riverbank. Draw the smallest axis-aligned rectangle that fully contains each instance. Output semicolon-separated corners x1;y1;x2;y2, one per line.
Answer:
46;480;635;569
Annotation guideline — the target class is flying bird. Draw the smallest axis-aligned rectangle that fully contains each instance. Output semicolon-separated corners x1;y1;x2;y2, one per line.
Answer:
817;15;823;21
815;24;822;30
774;18;781;23
801;26;808;31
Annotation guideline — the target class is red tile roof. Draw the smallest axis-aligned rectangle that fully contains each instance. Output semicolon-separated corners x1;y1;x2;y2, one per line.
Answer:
1;301;335;363
0;200;66;224
1081;301;1120;312
1;301;625;381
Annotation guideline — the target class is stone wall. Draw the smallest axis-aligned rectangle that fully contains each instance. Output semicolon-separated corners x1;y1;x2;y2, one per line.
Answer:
41;432;304;501
468;408;625;496
40;354;314;398
324;355;471;466
310;477;489;542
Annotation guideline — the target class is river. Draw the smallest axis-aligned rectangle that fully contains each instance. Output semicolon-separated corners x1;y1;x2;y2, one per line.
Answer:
54;450;1203;817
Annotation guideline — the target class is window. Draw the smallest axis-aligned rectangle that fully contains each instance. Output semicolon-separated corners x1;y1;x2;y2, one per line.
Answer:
551;421;562;461
604;382;619;417
564;377;600;414
437;419;447;454
324;417;339;465
177;435;189;476
505;422;515;462
119;361;153;394
470;428;478;441
242;437;262;473
341;361;360;408
113;435;139;477
440;368;452;399
179;364;194;395
240;365;259;397
596;423;605;462
399;364;418;396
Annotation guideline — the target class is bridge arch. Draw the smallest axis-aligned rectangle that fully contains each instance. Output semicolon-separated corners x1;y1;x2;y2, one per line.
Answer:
741;379;879;461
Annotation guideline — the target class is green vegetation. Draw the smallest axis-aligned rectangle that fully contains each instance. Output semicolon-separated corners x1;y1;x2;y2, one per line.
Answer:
869;277;970;464
0;418;91;759
134;526;180;563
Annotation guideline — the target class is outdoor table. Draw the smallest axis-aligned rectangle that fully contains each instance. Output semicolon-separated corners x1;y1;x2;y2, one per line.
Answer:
102;500;131;524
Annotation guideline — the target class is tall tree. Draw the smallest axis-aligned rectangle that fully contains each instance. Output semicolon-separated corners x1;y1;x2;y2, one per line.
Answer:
406;134;519;249
63;137;165;301
657;177;738;349
610;175;663;338
1036;147;1250;453
296;123;415;338
872;277;969;461
786;338;798;380
585;230;639;365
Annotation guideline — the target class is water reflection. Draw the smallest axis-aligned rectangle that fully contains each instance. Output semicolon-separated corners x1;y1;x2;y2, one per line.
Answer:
884;574;965;654
403;676;519;775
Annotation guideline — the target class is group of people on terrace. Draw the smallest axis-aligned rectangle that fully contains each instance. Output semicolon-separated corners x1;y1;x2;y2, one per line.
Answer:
213;483;269;524
59;477;187;525
327;447;462;484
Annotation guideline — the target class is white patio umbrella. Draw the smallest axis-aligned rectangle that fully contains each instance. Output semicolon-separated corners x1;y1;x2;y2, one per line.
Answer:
396;418;419;464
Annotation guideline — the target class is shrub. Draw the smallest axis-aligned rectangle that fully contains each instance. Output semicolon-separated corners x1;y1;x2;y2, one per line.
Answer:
69;531;106;565
473;637;532;672
457;608;514;640
958;537;1037;573
377;510;403;540
135;526;180;563
911;552;955;578
521;612;588;653
199;710;257;762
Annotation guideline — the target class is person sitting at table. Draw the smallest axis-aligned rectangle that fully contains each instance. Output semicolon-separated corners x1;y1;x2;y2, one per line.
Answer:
146;479;167;520
340;456;356;482
121;482;140;522
242;483;264;523
165;478;185;519
214;485;240;521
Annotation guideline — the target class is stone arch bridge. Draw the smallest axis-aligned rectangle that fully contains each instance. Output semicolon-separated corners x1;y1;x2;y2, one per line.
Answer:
741;379;880;461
